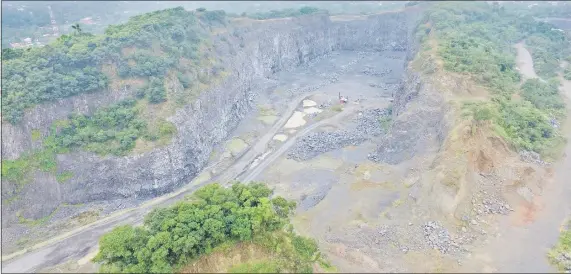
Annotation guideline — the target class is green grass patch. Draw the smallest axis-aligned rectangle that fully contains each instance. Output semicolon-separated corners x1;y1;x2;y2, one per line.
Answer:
17;207;59;227
245;6;328;20
31;129;41;141
379;115;392;131
463;100;563;158
318;258;338;273
56;171;74;183
1;148;57;187
228;260;281;273
331;105;343;112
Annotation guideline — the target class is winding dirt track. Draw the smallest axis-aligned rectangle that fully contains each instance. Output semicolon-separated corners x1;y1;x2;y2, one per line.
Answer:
0;91;386;272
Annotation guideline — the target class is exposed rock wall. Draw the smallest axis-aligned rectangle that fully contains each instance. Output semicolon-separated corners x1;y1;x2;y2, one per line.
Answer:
1;9;422;227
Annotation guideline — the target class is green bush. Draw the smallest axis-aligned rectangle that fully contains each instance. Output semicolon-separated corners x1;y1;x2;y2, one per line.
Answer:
56;171;74;183
177;72;192;89
146;77;167;104
565;67;571;81
54;99;146;156
521;79;565;111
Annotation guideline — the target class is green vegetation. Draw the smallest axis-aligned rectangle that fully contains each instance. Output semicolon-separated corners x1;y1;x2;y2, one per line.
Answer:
56;171;74;183
565;67;571;81
54;99;149;156
331;105;343;112
1;7;225;190
548;221;571;272
521;79;565;113
1;7;216;124
228;261;281;273
145;77;167;104
93;183;328;273
31;129;41;141
245;6;328;20
426;2;569;157
1;98;177;189
379;115;392;131
17;207;60;227
524;28;569;79
1;148;57;188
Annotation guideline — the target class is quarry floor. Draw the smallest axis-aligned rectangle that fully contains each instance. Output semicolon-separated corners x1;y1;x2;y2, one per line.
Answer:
1;50;405;273
3;46;571;273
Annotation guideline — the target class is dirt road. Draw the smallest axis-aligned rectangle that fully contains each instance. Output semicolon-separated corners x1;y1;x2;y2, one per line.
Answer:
240;101;388;183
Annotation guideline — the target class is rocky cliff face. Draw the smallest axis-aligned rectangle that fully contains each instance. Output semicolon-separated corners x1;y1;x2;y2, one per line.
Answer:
1;9;422;233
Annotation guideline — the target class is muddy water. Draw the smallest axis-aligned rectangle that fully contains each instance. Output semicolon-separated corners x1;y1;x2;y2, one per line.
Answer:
468;45;571;273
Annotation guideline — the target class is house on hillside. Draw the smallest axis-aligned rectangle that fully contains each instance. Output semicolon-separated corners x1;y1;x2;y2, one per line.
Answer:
80;17;94;25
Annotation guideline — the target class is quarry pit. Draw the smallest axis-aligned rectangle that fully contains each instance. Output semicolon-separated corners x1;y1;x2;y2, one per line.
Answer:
3;5;571;274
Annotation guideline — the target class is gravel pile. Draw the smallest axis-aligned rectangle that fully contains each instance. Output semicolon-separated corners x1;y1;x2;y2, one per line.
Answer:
519;150;547;166
287;108;391;161
471;190;512;216
362;66;392;77
356;109;391;137
423;221;458;254
552;253;571;272
288;131;368;161
325;224;399;252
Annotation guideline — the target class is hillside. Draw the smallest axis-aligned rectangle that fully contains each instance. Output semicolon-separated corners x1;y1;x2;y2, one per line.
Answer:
1;6;230;252
2;2;571;273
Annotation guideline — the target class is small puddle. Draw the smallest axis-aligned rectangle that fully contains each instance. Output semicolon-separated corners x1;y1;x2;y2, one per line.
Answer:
284;111;307;129
303;107;323;114
257;115;278;125
303;99;318;107
225;138;248;156
273;134;288;142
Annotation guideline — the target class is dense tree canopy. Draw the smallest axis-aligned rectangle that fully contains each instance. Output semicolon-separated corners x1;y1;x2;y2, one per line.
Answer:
93;183;321;273
1;7;205;124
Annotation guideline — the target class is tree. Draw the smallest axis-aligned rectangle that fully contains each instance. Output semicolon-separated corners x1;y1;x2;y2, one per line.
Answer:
71;23;82;35
146;77;167;104
93;183;297;273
